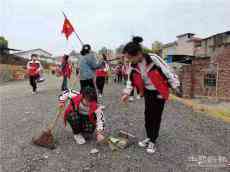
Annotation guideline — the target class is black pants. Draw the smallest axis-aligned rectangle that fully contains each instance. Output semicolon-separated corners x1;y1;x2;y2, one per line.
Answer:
29;75;37;92
80;79;98;102
105;76;109;84
96;77;106;94
123;74;128;83
80;79;96;91
61;76;68;91
117;74;122;83
144;89;165;143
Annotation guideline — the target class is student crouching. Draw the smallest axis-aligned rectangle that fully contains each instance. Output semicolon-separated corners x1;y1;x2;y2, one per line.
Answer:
60;87;105;145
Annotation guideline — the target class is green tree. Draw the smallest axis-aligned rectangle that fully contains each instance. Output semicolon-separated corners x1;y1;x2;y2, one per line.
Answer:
143;47;153;54
152;41;163;55
115;44;125;54
98;46;108;55
98;46;113;58
0;36;9;54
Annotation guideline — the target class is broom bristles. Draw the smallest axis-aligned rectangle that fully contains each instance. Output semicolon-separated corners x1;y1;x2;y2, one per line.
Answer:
32;129;56;149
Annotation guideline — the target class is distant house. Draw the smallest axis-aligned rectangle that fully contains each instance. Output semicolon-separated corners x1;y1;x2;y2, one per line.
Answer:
13;48;54;64
162;41;177;63
175;31;230;100
194;31;230;58
162;33;202;63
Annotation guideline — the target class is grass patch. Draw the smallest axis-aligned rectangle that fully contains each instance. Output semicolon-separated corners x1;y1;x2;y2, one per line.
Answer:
170;95;230;123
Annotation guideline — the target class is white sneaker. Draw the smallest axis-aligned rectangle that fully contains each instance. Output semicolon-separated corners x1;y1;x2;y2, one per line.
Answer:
146;142;156;154
32;91;37;94
74;134;86;145
136;95;141;100
138;138;150;148
98;94;103;98
129;96;134;102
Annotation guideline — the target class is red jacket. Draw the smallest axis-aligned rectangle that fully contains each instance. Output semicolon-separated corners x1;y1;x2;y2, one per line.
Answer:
27;60;41;76
131;65;169;100
63;94;97;126
96;69;107;77
62;63;72;79
61;59;72;79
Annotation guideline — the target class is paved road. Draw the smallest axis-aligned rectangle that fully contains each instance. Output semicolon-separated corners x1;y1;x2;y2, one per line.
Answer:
0;75;229;172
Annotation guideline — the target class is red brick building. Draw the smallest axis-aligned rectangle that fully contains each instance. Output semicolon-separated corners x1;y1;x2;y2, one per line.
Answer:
178;31;230;100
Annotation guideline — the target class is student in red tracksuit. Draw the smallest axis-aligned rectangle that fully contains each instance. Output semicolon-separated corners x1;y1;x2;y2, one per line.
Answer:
115;64;122;83
96;54;108;97
60;87;105;145
129;63;141;101
61;55;72;91
26;54;42;94
121;36;180;154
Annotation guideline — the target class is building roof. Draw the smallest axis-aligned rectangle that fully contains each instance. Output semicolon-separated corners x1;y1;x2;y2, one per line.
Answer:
163;41;177;48
202;31;230;40
176;33;195;38
187;37;202;42
13;48;52;56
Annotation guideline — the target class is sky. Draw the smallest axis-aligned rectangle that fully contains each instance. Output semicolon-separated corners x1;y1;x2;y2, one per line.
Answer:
0;0;230;56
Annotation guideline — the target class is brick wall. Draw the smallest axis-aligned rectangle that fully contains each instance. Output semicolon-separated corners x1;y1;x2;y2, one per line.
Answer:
178;45;230;100
215;45;230;99
192;58;212;97
0;54;28;66
0;54;52;70
178;65;192;98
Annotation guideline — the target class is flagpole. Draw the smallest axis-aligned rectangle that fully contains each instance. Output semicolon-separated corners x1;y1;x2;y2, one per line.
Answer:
62;11;84;46
73;31;84;46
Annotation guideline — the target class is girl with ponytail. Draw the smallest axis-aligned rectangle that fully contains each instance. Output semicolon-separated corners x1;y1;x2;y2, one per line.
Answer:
121;36;180;154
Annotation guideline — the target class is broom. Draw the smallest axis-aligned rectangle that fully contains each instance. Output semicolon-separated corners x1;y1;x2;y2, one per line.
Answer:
32;107;64;149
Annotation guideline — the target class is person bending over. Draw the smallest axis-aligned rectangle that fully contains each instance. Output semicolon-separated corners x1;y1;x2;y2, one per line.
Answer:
60;87;105;145
121;36;180;154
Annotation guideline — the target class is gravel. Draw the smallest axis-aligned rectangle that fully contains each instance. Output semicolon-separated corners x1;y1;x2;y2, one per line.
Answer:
0;75;229;172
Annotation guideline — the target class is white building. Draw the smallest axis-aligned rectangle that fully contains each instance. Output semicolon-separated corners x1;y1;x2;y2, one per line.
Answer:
13;48;54;63
53;51;80;65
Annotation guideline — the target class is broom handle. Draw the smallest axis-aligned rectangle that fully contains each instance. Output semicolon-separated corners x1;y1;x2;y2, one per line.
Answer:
48;108;63;131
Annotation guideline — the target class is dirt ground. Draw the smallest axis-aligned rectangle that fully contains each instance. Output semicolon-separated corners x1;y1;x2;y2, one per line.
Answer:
0;75;229;172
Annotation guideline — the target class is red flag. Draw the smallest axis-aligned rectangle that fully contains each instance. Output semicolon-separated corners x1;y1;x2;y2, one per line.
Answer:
62;17;74;40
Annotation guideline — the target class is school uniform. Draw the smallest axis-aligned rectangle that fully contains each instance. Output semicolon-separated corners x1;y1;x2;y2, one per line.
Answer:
27;60;42;92
61;59;72;91
124;53;179;143
96;67;108;95
63;94;105;135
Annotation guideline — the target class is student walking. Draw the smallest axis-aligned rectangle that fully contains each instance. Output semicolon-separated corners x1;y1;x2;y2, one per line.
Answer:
61;55;72;91
96;54;108;97
26;54;42;94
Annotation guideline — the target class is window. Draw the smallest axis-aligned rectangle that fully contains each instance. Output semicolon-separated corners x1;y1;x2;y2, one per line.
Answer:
204;74;216;87
214;35;223;46
195;42;201;48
